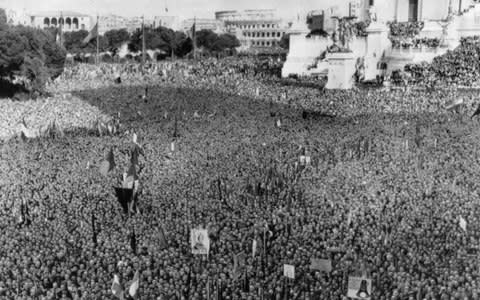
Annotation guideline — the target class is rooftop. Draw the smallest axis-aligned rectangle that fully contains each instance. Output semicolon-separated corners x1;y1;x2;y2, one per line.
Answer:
30;11;90;17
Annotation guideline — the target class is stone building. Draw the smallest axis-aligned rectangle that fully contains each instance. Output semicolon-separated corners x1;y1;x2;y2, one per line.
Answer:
181;18;225;34
30;11;93;32
153;16;181;31
215;9;291;49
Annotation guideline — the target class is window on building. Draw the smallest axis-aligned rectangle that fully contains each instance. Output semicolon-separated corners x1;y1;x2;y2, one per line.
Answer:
267;32;270;37
262;24;265;28
267;24;270;28
262;32;265;37
261;41;265;46
369;0;374;5
266;41;270;46
277;32;281;37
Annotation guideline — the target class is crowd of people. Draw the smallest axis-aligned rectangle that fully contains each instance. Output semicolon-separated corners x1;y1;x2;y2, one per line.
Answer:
1;57;480;300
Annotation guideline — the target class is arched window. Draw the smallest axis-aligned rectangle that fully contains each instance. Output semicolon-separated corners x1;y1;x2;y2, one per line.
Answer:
51;18;57;27
73;18;79;29
43;17;50;27
66;17;72;29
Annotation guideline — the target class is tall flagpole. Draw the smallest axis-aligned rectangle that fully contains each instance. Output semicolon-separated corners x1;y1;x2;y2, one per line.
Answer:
96;14;99;65
193;16;197;60
142;15;146;65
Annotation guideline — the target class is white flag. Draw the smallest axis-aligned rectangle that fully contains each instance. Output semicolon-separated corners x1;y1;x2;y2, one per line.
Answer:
171;142;175;152
128;270;140;297
111;274;123;299
459;216;467;232
347;210;352;227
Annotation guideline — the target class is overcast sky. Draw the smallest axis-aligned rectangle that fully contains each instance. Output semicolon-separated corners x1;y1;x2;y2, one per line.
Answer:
0;0;341;19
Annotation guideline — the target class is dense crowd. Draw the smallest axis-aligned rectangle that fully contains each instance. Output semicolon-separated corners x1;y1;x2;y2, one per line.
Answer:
1;57;480;300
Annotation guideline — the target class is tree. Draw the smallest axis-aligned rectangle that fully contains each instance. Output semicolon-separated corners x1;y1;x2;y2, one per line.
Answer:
129;26;175;55
195;30;240;53
196;29;218;51
213;34;240;51
174;31;192;57
104;29;130;53
0;25;66;94
63;30;108;54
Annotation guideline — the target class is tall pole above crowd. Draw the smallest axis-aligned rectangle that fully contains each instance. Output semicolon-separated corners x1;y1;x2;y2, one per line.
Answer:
192;17;197;60
96;15;99;65
142;15;146;65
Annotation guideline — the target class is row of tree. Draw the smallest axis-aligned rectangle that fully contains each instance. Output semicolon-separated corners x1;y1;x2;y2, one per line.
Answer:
54;26;241;58
0;9;66;95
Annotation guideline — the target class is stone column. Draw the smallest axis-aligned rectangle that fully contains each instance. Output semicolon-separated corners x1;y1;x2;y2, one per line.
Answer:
363;22;389;81
325;51;357;89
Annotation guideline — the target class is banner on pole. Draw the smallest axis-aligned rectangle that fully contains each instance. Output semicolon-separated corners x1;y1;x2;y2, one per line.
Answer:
283;264;295;279
310;258;332;273
191;229;210;255
347;277;372;300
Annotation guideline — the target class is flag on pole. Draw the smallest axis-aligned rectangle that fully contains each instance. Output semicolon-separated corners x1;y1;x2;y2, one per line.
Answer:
159;225;168;249
232;252;246;280
114;187;134;214
190;18;196;59
141;15;146;65
128;270;140;297
459;216;467;232
130;229;137;255
347;209;353;227
111;274;124;299
125;164;138;187
82;22;98;45
99;148;116;176
57;12;64;47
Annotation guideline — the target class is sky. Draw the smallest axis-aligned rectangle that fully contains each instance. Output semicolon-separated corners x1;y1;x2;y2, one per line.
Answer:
0;0;341;19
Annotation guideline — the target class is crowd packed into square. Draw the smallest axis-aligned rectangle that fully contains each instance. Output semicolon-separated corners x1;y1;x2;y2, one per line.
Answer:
2;1;480;300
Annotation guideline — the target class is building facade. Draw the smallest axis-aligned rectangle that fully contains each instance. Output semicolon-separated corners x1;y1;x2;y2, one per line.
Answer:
215;9;291;48
98;14;129;35
322;0;477;24
5;8;29;26
30;11;93;32
181;18;225;34
153;16;181;31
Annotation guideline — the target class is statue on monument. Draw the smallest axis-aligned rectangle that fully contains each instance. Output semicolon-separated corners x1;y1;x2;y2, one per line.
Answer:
438;0;456;47
368;5;377;23
329;16;356;52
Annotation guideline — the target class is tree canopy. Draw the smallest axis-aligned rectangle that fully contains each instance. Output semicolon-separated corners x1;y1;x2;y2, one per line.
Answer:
196;30;240;53
0;11;66;94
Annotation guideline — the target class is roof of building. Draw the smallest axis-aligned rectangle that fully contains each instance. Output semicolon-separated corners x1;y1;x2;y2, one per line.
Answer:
216;9;276;14
30;11;90;17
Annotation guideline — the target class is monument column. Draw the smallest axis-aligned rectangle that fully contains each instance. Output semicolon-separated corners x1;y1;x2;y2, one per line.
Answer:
363;21;389;81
